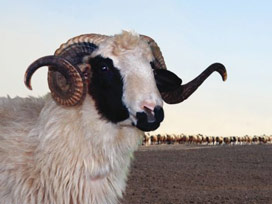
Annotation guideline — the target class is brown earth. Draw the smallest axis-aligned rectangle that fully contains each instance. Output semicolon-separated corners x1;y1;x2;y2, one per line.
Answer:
121;144;272;204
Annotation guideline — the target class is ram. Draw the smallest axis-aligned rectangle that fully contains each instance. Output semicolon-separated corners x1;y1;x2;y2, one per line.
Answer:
0;31;227;204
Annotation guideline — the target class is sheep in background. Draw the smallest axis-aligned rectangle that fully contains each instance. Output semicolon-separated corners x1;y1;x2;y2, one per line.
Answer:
223;136;231;145
191;135;196;144
0;31;227;204
268;136;272;143
230;136;237;145
161;134;168;144
245;135;252;144
259;135;268;144
196;134;204;145
143;133;151;146
182;134;190;144
216;136;224;145
156;134;167;145
156;134;163;144
150;134;158;145
205;136;213;145
167;134;176;144
239;136;246;145
176;134;183;144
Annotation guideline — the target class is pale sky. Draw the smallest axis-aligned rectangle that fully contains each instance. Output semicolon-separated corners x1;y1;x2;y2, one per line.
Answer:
1;0;271;136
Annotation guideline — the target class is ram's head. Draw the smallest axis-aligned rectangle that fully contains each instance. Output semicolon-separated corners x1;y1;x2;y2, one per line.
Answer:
25;31;227;132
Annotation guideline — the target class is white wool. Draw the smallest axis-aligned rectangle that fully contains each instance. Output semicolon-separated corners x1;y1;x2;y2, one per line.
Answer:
0;95;142;204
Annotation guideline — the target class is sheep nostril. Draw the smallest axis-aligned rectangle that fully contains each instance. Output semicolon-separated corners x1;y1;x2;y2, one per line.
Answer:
143;106;154;115
141;101;156;112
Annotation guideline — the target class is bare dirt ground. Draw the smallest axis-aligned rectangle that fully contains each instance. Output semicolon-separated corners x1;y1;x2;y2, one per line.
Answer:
121;144;272;204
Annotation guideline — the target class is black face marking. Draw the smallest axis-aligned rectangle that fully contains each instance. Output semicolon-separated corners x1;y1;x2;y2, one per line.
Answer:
88;55;129;123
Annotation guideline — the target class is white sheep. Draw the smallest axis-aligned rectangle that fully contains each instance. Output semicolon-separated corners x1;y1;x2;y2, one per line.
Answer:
0;31;227;204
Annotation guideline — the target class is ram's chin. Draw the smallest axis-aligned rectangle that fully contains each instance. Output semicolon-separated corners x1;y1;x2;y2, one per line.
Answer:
135;121;161;132
117;116;161;132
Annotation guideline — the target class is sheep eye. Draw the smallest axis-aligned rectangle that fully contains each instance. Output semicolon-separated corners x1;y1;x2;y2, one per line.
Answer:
89;55;112;72
101;65;109;71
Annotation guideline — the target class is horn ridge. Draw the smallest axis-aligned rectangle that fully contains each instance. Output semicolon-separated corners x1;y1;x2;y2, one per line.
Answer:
56;42;98;66
55;34;108;56
140;35;167;70
25;55;86;106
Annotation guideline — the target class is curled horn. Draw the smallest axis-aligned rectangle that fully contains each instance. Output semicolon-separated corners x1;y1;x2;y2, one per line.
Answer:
141;35;227;104
25;55;86;106
25;34;109;106
160;63;227;104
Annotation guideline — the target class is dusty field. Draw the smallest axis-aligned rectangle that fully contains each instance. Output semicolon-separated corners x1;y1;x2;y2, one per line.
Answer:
121;144;272;204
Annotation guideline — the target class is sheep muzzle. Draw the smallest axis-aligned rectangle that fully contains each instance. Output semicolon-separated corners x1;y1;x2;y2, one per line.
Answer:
135;106;164;131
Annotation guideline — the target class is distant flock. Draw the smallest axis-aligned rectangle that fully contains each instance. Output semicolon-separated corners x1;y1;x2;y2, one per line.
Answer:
142;133;272;146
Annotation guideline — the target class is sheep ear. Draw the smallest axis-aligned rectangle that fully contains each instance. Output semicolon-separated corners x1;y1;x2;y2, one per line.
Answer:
154;69;182;92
